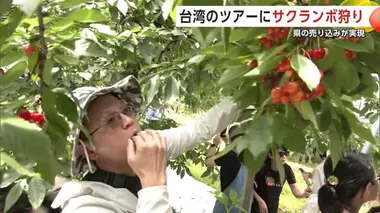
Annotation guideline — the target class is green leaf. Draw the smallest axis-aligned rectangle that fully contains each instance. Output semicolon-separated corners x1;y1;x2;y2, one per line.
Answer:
329;122;344;169
244;55;284;77
90;24;117;36
187;55;205;65
0;9;24;50
56;92;79;122
359;34;375;52
74;39;108;57
65;8;107;23
342;110;376;143
42;59;54;86
200;168;212;178
27;178;46;209
293;101;318;129
222;27;230;52
272;115;306;153
169;0;183;22
146;75;161;105
290;54;321;90
229;189;239;204
0;153;36;178
274;149;285;185
219;65;248;85
162;0;175;20
259;43;290;63
164;76;180;102
0;61;27;88
28;52;38;73
244;115;273;157
42;89;70;137
54;54;79;65
0;51;24;67
52;8;107;30
318;109;332;131
4;182;23;213
332;61;360;92
325;39;372;53
0;170;21;188
117;0;128;16
0;0;12;17
0;116;56;183
61;0;86;9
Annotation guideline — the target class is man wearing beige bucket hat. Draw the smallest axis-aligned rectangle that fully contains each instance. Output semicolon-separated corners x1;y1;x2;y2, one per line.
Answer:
50;75;241;213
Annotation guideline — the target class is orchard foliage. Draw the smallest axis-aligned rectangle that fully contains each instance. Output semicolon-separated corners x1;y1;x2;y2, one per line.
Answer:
0;0;379;211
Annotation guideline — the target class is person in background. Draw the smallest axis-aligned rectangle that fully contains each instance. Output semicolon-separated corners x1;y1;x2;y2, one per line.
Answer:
251;144;311;213
318;152;379;213
301;151;328;213
205;124;249;213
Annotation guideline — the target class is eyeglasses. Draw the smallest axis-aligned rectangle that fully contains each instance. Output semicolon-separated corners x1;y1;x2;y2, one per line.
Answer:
279;150;289;157
89;104;136;136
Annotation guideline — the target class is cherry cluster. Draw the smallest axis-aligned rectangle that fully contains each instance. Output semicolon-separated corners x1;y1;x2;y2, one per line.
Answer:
260;27;290;48
17;109;45;127
271;81;325;105
249;47;328;105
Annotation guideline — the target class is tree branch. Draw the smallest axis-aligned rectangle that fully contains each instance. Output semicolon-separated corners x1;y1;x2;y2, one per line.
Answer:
37;5;48;94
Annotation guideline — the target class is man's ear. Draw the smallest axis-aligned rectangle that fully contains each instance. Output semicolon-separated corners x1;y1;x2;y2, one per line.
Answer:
78;141;97;160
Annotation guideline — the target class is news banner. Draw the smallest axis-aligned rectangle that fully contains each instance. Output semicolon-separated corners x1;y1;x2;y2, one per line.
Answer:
175;6;380;37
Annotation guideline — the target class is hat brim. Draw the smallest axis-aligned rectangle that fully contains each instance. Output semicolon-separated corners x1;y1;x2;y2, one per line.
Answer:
70;75;142;176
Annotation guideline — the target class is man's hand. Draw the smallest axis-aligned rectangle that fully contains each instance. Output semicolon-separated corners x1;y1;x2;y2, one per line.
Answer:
212;135;222;145
127;129;168;188
302;187;312;198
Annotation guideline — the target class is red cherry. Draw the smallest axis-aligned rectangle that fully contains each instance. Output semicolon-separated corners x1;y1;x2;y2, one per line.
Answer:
307;48;327;60
285;70;294;78
263;41;272;48
249;60;258;69
273;28;281;34
271;87;282;100
282;82;300;95
277;58;291;72
278;31;287;39
314;84;325;96
305;93;314;100
23;45;37;57
30;113;44;123
267;28;275;36
17;109;31;120
344;50;357;60
290;90;305;104
324;0;330;4
280;96;290;104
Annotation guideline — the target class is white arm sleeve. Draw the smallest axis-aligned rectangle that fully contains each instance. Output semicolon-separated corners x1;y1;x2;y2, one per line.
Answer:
159;97;240;159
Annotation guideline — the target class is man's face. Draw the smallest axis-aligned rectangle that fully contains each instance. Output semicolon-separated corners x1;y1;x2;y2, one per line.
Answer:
84;94;140;175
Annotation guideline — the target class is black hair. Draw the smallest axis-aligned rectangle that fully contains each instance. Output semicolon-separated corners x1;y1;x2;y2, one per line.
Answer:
264;144;288;165
318;152;376;213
